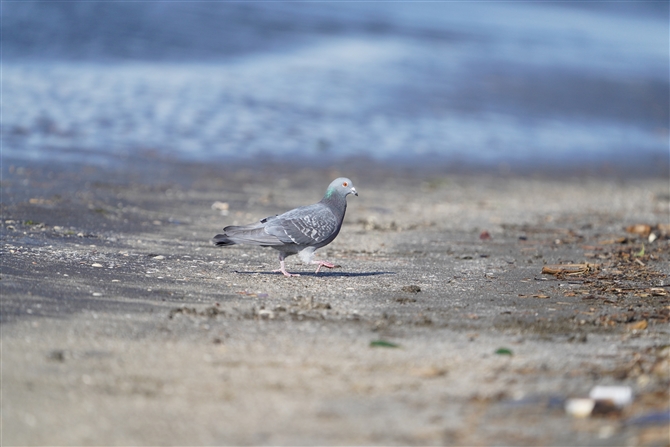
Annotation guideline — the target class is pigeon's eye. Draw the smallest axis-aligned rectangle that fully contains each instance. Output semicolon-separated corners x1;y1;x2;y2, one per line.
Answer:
342;182;348;187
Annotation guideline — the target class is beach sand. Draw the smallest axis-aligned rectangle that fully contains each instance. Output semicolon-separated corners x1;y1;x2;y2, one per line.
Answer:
2;155;669;445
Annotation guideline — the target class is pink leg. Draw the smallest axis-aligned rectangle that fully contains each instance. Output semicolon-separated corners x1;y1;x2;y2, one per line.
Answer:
312;260;338;274
272;255;300;277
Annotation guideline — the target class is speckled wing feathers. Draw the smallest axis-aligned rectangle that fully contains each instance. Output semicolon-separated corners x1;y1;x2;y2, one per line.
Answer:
264;204;339;246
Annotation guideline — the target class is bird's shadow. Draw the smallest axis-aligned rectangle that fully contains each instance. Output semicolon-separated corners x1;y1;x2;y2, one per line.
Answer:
232;270;395;278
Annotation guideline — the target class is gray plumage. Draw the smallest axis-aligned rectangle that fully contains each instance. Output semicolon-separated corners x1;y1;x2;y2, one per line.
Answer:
213;177;358;277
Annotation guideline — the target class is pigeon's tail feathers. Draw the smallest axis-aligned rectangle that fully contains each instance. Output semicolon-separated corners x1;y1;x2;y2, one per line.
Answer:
212;233;235;246
213;223;284;247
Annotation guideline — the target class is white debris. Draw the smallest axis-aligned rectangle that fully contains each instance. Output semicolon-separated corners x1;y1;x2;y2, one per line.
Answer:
565;398;596;418
211;201;230;216
589;385;633;408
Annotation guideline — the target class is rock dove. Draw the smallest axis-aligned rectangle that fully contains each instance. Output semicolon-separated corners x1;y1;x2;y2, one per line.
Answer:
213;178;358;277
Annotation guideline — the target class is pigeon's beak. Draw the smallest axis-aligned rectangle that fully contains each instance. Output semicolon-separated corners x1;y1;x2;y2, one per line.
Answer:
351;187;358;197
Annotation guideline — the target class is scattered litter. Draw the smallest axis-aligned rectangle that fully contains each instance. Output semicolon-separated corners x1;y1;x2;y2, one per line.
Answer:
92;292;102;297
566;386;633;418
91;263;103;268
495;348;513;356
657;223;670;236
542;263;598;276
635;244;645;257
168;306;226;319
626;320;648;331
211;201;230;215
626;224;652;237
518;293;550;299
589;385;633;408
565;398;596;418
599;237;627;245
626;223;670;243
370;340;399;348
479;230;491;240
152;255;165;260
257;309;275;319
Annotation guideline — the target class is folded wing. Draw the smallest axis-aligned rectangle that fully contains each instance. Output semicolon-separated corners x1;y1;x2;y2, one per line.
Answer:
265;204;339;246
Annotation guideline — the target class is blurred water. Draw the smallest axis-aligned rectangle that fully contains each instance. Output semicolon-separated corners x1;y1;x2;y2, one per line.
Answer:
3;2;668;170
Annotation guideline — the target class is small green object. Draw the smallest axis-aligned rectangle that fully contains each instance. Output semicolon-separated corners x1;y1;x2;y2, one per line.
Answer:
370;340;399;348
635;244;645;257
495;348;513;356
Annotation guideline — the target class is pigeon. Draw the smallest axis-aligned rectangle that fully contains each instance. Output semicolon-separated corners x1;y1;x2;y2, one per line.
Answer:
213;177;358;277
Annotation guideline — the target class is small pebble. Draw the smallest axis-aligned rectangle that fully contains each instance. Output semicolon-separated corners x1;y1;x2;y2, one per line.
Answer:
47;350;66;362
153;255;165;260
91;263;103;268
565;398;596;418
211;201;229;211
92;292;102;297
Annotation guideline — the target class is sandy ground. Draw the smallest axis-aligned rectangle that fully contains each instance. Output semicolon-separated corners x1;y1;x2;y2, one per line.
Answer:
1;156;669;446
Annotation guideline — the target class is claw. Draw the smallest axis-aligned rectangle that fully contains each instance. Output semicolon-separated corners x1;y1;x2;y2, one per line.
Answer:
313;260;337;274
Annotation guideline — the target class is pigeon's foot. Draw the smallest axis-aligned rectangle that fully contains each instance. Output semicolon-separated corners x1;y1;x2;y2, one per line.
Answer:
312;260;338;274
272;268;300;277
274;259;300;277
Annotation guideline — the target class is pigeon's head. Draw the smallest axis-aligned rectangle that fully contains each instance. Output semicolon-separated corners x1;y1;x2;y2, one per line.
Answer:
326;177;358;198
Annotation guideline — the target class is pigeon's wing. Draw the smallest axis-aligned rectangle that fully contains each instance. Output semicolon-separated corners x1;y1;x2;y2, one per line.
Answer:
265;204;339;246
